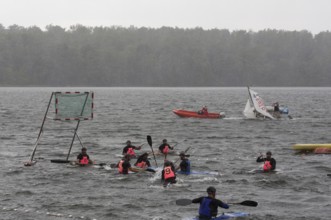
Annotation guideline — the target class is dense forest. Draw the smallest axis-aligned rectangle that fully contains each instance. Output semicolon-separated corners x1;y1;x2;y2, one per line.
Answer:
0;24;330;86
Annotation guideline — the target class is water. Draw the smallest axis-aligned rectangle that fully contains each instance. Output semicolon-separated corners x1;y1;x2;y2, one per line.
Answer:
0;87;330;220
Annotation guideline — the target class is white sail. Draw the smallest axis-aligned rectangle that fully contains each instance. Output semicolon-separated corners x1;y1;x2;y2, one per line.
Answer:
248;88;275;119
243;99;256;119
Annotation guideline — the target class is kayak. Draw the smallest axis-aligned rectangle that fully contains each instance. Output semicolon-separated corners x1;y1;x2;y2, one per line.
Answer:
248;165;282;174
292;144;331;151
192;212;249;220
149;183;191;190
314;148;331;154
177;170;220;176
173;109;225;119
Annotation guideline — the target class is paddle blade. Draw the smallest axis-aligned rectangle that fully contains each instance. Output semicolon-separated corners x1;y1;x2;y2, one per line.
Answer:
239;200;258;207
50;159;70;163
147;135;152;147
176;199;192;206
146;168;156;173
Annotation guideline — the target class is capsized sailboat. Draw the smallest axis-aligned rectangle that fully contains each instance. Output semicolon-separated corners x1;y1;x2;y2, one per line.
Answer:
243;87;275;119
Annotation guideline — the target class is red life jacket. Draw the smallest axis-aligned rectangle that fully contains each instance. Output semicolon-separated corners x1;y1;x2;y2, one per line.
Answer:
162;145;169;154
263;161;272;171
118;160;124;173
136;161;147;168
80;156;89;165
127;147;136;156
164;166;175;179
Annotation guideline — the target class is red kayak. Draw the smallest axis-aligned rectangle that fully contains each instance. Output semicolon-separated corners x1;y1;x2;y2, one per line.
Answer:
173;109;225;119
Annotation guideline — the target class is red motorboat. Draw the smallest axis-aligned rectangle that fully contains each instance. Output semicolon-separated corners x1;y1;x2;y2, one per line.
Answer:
172;109;225;119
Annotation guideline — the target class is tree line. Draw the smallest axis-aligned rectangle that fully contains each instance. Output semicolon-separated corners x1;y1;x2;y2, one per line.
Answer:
0;24;330;86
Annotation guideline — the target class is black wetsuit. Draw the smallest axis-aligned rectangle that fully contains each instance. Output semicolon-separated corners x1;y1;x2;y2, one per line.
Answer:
161;164;176;185
122;145;138;155
274;105;280;112
134;156;151;167
159;143;173;153
256;156;276;170
117;160;131;174
192;196;229;219
77;153;90;161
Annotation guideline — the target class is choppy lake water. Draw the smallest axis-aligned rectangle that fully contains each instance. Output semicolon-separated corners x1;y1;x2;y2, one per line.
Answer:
0;87;330;220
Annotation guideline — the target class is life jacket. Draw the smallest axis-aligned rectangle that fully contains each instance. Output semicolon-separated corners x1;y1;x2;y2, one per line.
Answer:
162;145;170;154
199;197;212;218
118;160;124;173
80;156;89;165
263;161;272;171
127;147;136;156
136;161;147;168
164;166;175;179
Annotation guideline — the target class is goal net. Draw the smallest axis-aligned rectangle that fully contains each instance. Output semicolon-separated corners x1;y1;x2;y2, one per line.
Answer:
54;92;94;120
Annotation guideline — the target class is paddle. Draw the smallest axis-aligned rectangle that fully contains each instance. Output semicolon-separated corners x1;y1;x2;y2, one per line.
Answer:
176;199;258;207
50;159;71;163
147;135;158;167
165;142;180;160
176;198;192;206
228;200;258;207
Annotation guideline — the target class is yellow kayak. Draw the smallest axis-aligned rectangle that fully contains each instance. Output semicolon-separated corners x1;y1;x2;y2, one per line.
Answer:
292;144;331;151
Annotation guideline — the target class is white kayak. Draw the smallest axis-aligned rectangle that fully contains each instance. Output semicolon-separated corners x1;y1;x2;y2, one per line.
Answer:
191;212;249;220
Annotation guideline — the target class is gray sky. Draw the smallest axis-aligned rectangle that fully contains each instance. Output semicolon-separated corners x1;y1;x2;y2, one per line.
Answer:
1;0;330;34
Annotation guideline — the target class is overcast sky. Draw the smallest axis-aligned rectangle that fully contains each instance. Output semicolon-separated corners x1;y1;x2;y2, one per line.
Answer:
1;0;330;34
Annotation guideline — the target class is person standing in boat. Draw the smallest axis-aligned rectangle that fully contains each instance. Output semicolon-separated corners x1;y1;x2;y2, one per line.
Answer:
76;147;93;166
273;102;280;112
134;152;151;168
192;186;229;219
198;106;208;115
256;151;276;171
272;102;281;118
161;160;177;187
176;151;191;174
122;140;141;158
159;139;174;158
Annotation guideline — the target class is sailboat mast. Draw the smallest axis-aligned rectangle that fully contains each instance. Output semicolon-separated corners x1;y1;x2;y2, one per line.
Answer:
247;86;257;117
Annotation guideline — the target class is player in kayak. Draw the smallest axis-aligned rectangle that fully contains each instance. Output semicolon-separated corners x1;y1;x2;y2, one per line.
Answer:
76;147;93;166
134;152;151;168
256;151;276;171
192;186;229;219
122;140;142;158
159;139;174;159
161;160;177;187
176;151;191;174
117;154;141;174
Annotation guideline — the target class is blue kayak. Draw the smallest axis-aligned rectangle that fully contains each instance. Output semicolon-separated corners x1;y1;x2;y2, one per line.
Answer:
192;212;248;219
